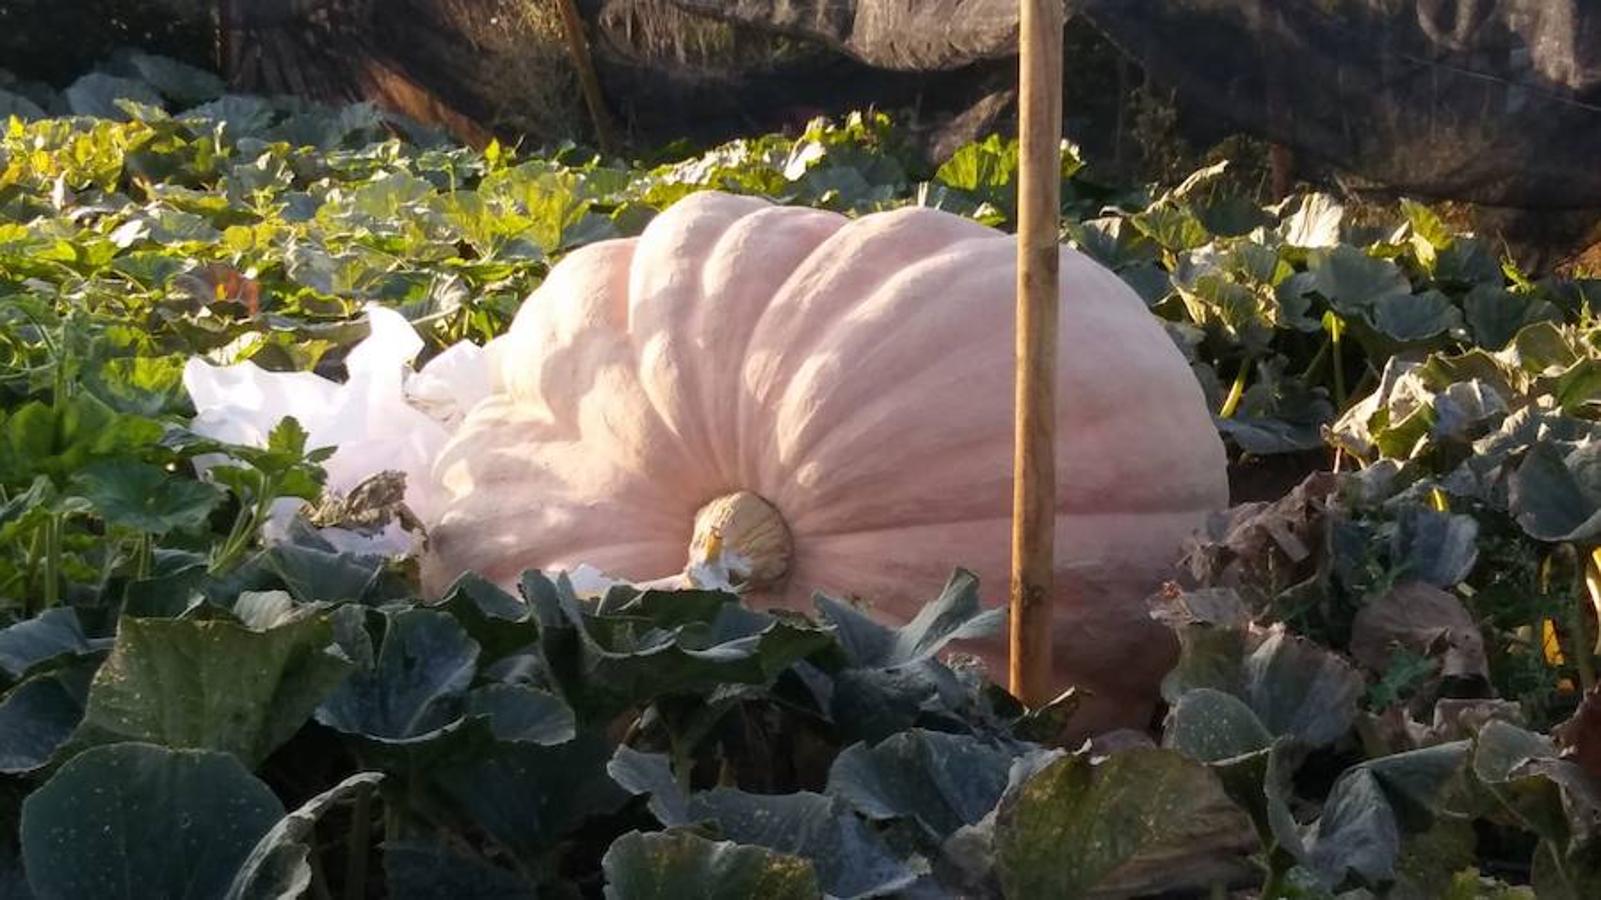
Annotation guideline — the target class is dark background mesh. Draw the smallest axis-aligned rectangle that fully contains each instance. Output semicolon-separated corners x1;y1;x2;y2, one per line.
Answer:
10;1;1601;216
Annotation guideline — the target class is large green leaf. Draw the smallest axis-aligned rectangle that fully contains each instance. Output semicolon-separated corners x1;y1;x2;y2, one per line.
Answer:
1163;688;1305;869
71;459;222;535
814;568;1003;670
432;732;628;863
1164;688;1273;763
1465;285;1560;351
63;73;163;120
436;572;539;663
1281;193;1344;248
609;746;693;825
264;540;392;605
525;572;831;719
20;743;284;900
1390;508;1480;588
1304;743;1470;889
1308;245;1411;316
85;355;191;417
116;51;225;105
1242;628;1364;748
1367;290;1461;343
993;748;1256;897
1472;720;1601;892
1509;441;1601;542
607;748;918;898
464;684;576;745
601;831;820;900
933;134;1017;196
0;88;44;120
826;729;1017;840
81;615;352;766
315;608;477;743
0;660;95;774
0;609;98;685
1152;588;1251;702
0;395;163;486
685;790;921;899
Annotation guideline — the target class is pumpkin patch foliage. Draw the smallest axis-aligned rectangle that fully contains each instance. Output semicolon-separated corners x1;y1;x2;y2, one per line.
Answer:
6;54;1601;897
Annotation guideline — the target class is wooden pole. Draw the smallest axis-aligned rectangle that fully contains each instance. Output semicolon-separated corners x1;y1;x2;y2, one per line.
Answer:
1009;0;1064;707
554;0;621;157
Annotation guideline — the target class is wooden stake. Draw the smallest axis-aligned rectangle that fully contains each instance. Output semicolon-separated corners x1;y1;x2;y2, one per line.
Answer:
554;0;621;157
1009;0;1064;707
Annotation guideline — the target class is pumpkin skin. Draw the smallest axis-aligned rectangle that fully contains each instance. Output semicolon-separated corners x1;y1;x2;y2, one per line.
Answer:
423;190;1228;727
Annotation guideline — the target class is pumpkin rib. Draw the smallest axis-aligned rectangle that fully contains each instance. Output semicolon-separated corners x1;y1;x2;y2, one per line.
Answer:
635;199;845;488
789;506;1208;543
737;207;997;486
498;238;723;493
761;232;1009;483
626;192;768;473
771;244;1218;531
766;244;1161;516
709;206;846;486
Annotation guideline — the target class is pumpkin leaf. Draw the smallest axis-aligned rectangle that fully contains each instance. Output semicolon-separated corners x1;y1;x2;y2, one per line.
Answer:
1308;246;1412;316
436;572;538;663
20;743;284;900
826;728;1019;840
1164;688;1273;762
264;540;392;605
601;830;820;900
1368;290;1462;343
1350;581;1489;686
609;746;694;826
1163;690;1305;865
315;608;478;744
71;459;223;535
523;572;832;719
1243;627;1365;748
79;615;352;767
1302;743;1470;889
684;790;922;899
814;568;1003;670
432;732;628;864
0;659;96;774
993;748;1256;897
1509;441;1601;543
463;684;576;745
1467;722;1601;900
0;608;100;685
608;747;920;898
1152;588;1252;702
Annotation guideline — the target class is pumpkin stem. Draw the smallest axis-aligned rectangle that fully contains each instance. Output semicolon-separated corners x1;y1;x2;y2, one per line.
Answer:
688;491;792;592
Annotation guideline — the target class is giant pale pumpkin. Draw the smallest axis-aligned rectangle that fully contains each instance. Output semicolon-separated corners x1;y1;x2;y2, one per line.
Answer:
423;191;1228;726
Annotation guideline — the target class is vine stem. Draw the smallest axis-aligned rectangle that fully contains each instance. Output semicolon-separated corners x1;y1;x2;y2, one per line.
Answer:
134;532;152;581
1260;862;1289;899
1219;356;1253;419
1328;313;1348;408
1299;334;1330;380
345;783;374;900
306;845;335;900
42;513;62;610
22;526;42;618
